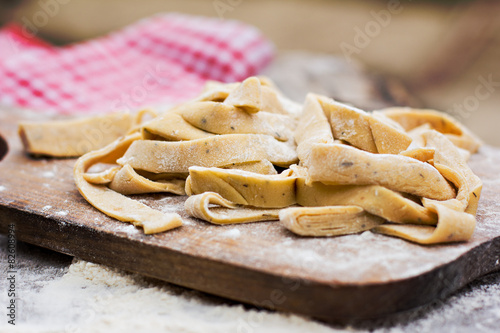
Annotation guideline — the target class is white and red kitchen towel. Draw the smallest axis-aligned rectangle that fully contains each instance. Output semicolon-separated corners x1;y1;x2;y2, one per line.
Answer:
0;14;274;114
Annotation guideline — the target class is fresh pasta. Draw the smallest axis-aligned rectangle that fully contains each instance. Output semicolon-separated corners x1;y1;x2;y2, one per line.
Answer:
19;76;483;244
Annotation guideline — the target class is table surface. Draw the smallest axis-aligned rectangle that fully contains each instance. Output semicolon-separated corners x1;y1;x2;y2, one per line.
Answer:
1;236;499;333
1;52;499;332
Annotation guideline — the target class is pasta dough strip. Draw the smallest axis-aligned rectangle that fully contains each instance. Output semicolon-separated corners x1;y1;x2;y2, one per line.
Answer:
294;94;335;162
74;133;182;234
372;200;476;244
316;95;412;154
83;167;121;184
142;112;214;141
185;192;280;224
180;102;293;142
399;147;435;162
117;134;298;173
186;167;296;208
422;130;482;215
280;206;384;237
305;143;456;200
378;107;482;153
295;177;437;225
222;160;277;175
109;164;185;195
194;76;296;115
223;76;262;113
19;112;133;157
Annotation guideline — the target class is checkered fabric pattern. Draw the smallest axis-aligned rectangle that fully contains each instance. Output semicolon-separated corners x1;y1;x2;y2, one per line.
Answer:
0;14;274;114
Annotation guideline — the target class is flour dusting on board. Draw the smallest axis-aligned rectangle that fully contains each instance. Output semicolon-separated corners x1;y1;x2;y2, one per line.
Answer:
0;185;6;192
220;228;241;238
41;171;55;178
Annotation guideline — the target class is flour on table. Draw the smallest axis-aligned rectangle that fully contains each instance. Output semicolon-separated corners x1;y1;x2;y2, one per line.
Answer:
2;257;500;333
2;259;335;333
0;185;6;192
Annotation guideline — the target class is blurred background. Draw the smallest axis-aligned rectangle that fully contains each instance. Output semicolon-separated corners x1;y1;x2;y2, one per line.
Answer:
1;0;499;145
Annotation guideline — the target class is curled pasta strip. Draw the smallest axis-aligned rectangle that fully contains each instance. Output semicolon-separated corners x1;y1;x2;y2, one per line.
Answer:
280;206;384;237
294;94;335;162
194;76;301;116
304;143;456;200
83;167;121;185
315;94;413;154
398;147;435;162
186;167;296;208
142;111;214;141
74;133;183;234
109;164;186;195
184;192;281;224
223;76;263;113
372;200;476;244
222;160;277;175
294;175;437;225
117;134;298;174
422;130;482;214
377;107;482;153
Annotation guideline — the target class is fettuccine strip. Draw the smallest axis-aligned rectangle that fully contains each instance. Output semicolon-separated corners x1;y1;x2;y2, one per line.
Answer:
305;143;456;200
19;113;133;157
378;107;482;153
117;134;298;173
186;167;296;208
280;206;384;237
185;192;281;224
372;200;476;244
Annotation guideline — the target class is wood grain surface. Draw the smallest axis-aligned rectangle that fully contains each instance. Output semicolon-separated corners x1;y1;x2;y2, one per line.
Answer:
1;55;499;323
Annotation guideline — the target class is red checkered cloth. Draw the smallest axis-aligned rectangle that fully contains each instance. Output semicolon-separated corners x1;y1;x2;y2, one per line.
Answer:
0;14;274;114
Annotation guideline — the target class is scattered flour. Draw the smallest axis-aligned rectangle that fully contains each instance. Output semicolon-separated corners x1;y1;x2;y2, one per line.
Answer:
41;205;52;212
55;210;68;216
0;185;6;192
1;259;337;333
220;228;241;238
41;171;55;178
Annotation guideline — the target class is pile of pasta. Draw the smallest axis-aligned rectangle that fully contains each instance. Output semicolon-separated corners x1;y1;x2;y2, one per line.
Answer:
19;76;483;244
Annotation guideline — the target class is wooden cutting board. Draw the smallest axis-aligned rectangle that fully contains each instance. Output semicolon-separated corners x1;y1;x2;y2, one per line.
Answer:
1;55;499;323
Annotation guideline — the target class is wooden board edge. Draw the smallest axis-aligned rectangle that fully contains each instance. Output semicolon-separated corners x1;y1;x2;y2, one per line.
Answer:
1;203;500;323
